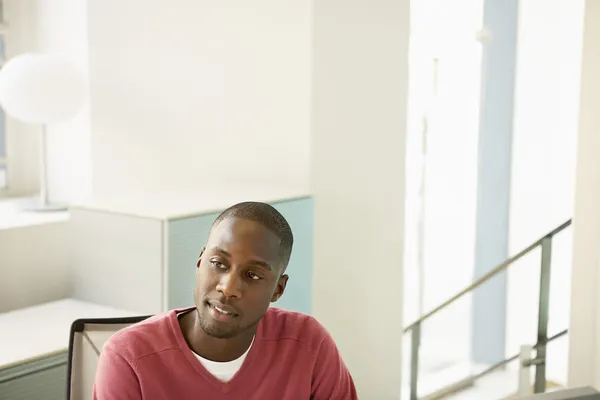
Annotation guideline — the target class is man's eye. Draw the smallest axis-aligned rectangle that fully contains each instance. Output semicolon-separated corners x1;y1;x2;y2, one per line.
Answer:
211;260;225;269
247;272;261;281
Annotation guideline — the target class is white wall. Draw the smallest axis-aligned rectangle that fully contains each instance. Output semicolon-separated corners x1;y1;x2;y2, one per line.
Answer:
5;0;311;204
0;220;70;313
311;1;409;398
506;0;584;382
568;0;600;389
3;0;91;204
86;0;311;199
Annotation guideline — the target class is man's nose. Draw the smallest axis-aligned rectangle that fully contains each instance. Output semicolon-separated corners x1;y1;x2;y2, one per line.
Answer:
216;272;243;298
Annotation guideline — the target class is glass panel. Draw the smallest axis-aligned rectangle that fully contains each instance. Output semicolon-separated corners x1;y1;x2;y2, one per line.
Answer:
401;293;480;398
506;226;572;383
459;358;521;399
506;248;542;359
546;330;569;389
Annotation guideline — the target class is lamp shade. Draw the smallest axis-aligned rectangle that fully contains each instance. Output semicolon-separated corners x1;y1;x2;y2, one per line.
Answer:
0;53;86;124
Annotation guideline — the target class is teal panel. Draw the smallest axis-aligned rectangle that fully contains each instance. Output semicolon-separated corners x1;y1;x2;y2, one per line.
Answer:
269;198;313;314
0;353;68;400
167;197;314;315
168;212;220;310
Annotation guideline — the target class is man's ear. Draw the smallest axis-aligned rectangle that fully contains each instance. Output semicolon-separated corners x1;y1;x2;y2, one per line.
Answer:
196;247;205;269
270;274;289;303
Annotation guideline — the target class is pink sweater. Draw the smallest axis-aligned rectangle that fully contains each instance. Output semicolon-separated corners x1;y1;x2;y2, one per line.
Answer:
93;307;358;399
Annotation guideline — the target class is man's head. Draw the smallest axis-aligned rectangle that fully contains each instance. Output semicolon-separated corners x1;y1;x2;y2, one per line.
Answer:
194;201;293;339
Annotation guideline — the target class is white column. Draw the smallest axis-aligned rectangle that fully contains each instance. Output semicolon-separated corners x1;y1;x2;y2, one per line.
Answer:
568;0;600;389
311;1;409;398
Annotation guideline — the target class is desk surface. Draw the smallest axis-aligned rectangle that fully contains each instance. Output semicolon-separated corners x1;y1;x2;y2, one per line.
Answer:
0;198;69;230
0;299;138;368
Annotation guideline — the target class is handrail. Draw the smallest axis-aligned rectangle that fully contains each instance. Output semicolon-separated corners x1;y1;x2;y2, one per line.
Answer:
468;328;568;387
423;329;569;400
405;218;573;400
403;219;572;333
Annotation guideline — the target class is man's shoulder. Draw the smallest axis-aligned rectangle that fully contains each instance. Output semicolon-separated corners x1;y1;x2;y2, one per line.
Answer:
260;307;329;352
103;308;186;363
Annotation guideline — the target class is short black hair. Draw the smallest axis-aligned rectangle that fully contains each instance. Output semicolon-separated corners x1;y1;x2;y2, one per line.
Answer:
212;201;294;270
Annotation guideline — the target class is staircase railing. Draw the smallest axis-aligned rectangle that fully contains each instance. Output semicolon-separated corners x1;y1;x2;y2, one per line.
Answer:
403;219;573;400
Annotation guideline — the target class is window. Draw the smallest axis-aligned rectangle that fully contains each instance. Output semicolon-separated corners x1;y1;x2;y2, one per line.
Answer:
403;0;484;388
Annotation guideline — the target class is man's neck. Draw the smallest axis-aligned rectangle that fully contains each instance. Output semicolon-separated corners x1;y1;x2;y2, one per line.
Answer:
179;310;256;362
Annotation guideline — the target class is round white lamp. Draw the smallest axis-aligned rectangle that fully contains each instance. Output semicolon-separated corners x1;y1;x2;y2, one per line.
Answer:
0;53;86;211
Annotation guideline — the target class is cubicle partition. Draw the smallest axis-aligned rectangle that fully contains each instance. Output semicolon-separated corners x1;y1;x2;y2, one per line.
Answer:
0;299;137;400
70;193;314;315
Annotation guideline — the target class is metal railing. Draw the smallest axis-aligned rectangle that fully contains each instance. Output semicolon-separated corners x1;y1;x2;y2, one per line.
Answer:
403;219;572;400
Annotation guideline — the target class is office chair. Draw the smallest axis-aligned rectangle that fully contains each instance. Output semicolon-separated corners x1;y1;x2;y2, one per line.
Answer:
66;315;151;400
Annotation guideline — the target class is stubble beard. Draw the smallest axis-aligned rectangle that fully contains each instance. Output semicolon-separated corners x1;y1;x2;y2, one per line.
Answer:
196;305;261;339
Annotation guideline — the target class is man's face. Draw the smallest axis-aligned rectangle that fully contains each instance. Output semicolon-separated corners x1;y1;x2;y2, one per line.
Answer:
194;217;288;338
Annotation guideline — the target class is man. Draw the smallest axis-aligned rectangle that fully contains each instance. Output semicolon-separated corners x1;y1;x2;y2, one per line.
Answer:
93;201;358;399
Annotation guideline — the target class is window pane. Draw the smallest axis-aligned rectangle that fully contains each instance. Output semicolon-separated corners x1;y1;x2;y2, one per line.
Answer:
403;0;484;389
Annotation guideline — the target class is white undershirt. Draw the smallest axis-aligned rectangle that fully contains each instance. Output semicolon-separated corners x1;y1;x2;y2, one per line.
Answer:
193;337;254;382
178;310;254;382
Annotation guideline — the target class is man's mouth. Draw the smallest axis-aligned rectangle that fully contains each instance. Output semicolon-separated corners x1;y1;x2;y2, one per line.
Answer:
213;305;233;315
206;301;238;321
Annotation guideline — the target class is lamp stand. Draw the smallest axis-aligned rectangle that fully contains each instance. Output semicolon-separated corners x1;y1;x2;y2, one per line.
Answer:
22;124;67;212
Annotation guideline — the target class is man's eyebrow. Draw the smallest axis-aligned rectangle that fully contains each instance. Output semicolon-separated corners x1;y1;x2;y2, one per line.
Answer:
213;247;273;271
248;260;273;271
213;247;231;257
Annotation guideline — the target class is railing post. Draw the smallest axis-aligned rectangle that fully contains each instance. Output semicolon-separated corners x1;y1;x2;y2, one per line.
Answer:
534;236;552;393
518;344;534;396
410;322;421;400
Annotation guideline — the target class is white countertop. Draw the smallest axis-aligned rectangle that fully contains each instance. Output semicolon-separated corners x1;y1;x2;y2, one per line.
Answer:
0;198;69;230
71;185;311;220
0;299;139;368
